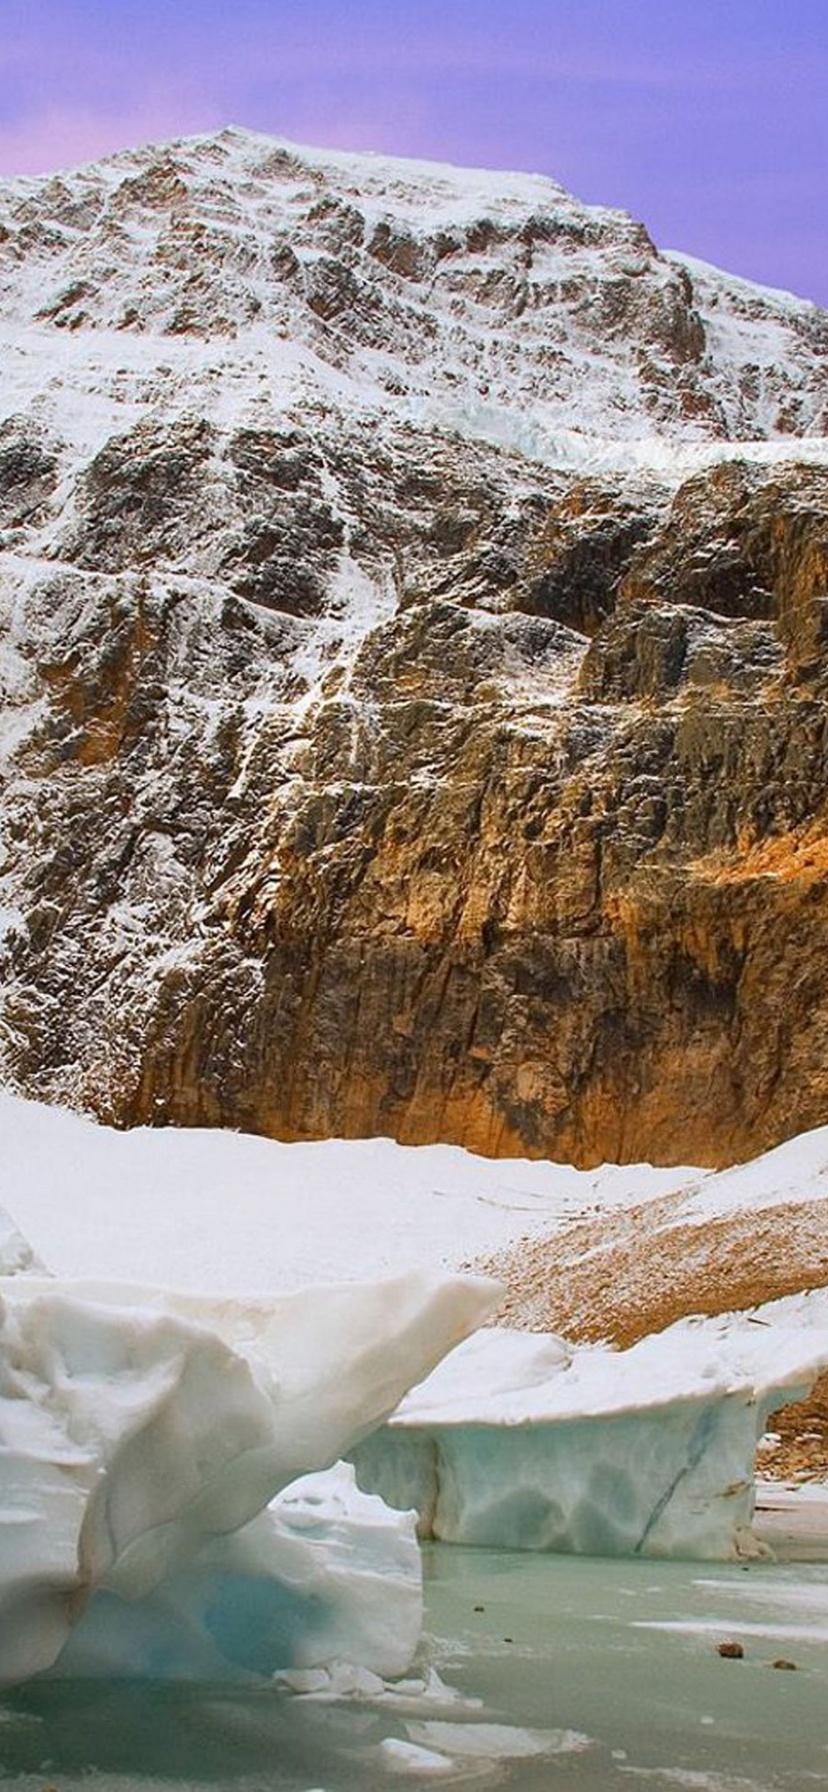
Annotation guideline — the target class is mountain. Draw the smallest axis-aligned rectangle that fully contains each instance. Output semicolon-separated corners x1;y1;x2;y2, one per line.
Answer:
1;127;827;1166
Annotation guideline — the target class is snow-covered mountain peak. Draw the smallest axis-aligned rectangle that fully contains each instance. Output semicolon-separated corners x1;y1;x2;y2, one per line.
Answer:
0;127;825;473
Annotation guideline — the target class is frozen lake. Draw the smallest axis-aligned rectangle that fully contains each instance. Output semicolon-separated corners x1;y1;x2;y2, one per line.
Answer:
2;1544;827;1790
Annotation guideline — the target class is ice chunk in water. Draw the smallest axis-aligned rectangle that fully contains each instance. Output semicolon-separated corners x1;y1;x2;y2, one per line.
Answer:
57;1463;423;1681
0;1265;497;1685
352;1316;828;1559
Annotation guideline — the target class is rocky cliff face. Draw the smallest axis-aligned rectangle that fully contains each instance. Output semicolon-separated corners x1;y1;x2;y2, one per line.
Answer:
1;128;828;1166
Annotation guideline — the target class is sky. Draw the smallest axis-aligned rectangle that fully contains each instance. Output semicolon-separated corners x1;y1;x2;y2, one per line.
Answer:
0;0;825;306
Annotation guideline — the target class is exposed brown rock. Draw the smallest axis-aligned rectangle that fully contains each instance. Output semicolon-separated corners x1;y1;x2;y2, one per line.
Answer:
3;451;828;1168
760;1373;828;1482
473;1194;828;1344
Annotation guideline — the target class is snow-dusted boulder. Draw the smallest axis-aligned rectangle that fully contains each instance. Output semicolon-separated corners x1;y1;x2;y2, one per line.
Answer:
0;1267;497;1686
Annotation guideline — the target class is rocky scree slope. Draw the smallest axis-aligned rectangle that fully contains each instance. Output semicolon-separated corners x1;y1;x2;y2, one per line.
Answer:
1;127;828;1167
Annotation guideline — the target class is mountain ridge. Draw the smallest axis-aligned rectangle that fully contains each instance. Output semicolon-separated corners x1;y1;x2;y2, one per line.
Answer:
0;125;825;471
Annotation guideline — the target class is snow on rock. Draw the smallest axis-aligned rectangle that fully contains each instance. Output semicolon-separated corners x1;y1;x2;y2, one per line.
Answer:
351;1298;828;1560
0;127;825;469
1;135;827;1166
0;1263;498;1686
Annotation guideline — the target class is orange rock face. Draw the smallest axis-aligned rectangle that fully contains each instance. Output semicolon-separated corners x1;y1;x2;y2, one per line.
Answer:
4;447;828;1170
9;455;822;1172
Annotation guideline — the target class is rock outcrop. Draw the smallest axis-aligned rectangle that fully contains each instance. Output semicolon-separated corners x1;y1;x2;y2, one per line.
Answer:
1;129;828;1166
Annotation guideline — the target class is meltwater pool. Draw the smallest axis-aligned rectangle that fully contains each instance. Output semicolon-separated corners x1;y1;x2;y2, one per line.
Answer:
1;1542;827;1791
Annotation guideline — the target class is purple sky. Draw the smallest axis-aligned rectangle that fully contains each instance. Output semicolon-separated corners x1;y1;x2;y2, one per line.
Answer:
0;0;825;305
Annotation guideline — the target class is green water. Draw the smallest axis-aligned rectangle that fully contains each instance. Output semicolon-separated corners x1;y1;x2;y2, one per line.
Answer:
2;1548;827;1790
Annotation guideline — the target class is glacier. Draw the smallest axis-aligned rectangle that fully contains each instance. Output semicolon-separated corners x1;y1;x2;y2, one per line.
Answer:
4;1100;828;1690
0;1253;497;1687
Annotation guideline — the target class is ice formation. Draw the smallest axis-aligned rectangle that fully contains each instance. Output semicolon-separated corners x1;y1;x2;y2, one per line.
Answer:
352;1307;828;1559
4;1097;828;1694
0;1252;497;1687
56;1463;423;1682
